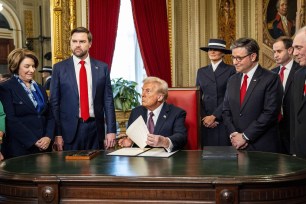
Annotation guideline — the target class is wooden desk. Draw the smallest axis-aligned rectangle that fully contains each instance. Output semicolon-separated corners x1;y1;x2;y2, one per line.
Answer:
0;150;306;204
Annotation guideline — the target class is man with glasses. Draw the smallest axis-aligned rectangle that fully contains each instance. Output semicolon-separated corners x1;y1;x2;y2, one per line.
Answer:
222;37;283;153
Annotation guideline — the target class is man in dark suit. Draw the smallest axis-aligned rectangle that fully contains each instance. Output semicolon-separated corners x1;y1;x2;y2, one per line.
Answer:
272;36;300;154
50;27;116;151
39;66;52;91
291;26;306;158
196;39;236;147
118;77;187;152
223;37;283;153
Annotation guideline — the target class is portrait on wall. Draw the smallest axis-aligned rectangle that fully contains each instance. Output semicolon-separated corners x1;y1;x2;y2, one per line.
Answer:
266;0;297;39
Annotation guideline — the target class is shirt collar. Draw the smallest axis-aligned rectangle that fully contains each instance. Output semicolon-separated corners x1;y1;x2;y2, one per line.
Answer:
244;63;258;79
281;59;294;71
211;59;223;71
148;102;164;118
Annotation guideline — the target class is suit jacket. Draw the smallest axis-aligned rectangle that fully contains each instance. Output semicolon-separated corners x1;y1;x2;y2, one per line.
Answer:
128;103;187;151
50;57;116;144
290;67;306;157
0;77;55;158
223;65;283;152
196;61;236;146
44;77;51;90
272;61;301;153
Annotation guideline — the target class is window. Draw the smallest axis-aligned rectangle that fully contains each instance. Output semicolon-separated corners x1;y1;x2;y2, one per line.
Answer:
111;0;146;94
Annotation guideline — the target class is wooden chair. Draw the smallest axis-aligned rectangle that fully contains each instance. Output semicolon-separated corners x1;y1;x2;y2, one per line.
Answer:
167;87;201;150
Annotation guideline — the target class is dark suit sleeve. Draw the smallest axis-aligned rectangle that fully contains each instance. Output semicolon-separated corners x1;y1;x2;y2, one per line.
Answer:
167;108;187;151
103;66;116;134
49;63;62;135
222;81;236;135
244;74;283;141
0;85;38;149
213;68;236;120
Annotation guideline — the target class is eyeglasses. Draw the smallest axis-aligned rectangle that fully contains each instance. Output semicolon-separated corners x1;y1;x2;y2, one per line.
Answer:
231;53;253;62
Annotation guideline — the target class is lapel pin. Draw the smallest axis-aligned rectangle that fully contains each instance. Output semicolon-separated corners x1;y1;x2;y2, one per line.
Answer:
95;66;98;69
163;115;166;118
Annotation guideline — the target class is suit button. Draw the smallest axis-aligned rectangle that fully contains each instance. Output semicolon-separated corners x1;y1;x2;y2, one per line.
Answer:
240;114;242;117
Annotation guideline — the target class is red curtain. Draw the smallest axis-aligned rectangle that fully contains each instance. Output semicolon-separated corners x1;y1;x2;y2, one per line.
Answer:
89;0;120;70
131;0;172;87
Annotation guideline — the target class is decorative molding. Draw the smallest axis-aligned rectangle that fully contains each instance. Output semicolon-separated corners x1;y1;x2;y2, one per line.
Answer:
51;0;76;64
24;10;33;38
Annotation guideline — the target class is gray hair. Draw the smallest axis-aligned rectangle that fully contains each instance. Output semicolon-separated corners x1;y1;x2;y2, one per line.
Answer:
143;76;168;101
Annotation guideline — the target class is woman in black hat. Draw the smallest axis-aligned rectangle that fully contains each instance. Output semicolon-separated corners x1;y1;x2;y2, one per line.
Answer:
196;39;236;147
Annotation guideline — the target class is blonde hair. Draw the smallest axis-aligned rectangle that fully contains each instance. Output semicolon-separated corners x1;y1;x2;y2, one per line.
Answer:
143;76;168;101
8;48;39;74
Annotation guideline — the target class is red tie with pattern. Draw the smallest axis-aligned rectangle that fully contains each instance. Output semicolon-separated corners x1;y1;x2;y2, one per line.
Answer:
240;74;248;105
79;60;89;121
147;112;154;134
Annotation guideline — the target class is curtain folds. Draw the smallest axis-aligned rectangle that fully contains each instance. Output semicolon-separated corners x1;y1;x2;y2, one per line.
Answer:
89;0;120;70
131;0;172;87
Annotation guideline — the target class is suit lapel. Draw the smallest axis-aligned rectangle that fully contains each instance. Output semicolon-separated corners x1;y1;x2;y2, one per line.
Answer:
240;67;261;110
284;61;299;95
10;78;37;112
297;68;306;114
90;59;99;100
214;61;228;78
203;65;216;82
153;103;169;134
66;58;79;96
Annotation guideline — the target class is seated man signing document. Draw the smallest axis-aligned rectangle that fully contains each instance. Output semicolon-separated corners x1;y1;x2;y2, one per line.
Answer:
118;77;187;152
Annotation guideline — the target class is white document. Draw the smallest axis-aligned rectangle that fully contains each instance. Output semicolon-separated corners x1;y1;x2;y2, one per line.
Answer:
139;148;178;158
126;116;149;149
107;148;150;156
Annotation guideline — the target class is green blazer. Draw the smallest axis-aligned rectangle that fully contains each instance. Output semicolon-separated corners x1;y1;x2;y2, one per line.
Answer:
0;101;5;132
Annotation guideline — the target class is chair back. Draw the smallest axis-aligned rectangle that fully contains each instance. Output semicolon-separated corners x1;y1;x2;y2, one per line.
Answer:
167;87;201;150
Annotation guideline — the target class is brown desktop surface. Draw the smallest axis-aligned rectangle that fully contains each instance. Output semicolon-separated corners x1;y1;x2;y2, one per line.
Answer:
0;150;306;203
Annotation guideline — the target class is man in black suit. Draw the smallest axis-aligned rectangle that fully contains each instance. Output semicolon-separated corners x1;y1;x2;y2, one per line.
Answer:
118;77;187;152
272;36;300;154
291;26;306;158
223;38;283;152
50;27;116;151
38;66;52;91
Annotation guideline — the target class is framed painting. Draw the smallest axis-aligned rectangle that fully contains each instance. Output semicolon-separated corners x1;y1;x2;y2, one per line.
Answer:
263;0;297;47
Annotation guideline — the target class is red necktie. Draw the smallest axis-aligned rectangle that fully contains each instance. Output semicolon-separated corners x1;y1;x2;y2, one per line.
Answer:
278;67;286;121
147;112;154;134
304;83;306;96
79;60;89;121
240;74;248;105
279;66;286;85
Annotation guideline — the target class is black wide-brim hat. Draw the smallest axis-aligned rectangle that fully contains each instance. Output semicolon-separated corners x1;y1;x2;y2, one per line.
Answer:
200;39;232;54
38;66;52;73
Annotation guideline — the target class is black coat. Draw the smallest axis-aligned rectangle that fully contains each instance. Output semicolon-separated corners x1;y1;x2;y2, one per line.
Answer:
223;65;283;153
272;61;301;153
290;67;306;157
196;61;236;147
